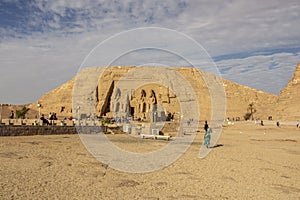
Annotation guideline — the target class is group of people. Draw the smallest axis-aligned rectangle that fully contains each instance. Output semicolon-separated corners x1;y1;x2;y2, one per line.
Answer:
40;114;49;125
48;112;57;120
202;119;299;149
256;119;300;128
39;112;58;125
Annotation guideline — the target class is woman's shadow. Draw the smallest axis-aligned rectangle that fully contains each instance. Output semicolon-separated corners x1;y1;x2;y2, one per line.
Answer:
209;144;224;148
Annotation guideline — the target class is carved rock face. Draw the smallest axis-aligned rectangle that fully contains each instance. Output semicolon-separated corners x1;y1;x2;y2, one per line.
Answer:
127;84;180;122
95;67;181;122
29;62;300;121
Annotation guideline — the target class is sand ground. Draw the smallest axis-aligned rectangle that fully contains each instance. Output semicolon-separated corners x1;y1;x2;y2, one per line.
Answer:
0;122;299;199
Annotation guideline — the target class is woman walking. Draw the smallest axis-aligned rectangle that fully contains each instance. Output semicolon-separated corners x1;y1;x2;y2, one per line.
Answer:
203;121;211;148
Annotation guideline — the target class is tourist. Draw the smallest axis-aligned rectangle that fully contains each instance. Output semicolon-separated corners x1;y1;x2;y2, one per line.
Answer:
187;119;191;126
276;121;280;127
203;121;211;148
296;120;299;128
261;120;264;126
40;114;49;125
204;120;209;132
53;113;57;120
268;116;273;120
9;110;14;119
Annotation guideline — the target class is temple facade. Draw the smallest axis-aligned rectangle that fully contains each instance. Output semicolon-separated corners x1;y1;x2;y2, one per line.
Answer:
105;83;180;122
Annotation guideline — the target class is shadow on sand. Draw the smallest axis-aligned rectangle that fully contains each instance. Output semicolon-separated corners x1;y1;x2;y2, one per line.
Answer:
209;144;224;148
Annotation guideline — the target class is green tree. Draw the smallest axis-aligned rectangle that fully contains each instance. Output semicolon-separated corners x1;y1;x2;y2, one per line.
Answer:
244;103;256;120
16;106;30;119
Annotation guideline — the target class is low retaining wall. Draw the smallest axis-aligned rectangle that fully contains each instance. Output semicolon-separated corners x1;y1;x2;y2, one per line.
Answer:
1;119;75;126
0;125;106;136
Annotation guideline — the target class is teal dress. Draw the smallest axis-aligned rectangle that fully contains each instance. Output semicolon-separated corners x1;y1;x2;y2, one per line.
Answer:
203;128;212;147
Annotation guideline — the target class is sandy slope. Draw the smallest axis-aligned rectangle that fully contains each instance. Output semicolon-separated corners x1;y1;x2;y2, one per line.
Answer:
0;122;299;199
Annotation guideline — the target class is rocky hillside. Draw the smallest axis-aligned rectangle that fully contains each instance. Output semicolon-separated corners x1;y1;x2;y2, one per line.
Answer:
1;80;75;119
223;79;277;120
3;63;294;121
272;62;300;120
27;77;75;119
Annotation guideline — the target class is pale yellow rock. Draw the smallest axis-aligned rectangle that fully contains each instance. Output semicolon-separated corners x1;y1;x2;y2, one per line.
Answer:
273;62;300;120
10;62;297;121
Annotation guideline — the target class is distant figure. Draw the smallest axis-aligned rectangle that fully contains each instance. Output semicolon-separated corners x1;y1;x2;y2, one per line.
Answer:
204;120;209;132
187;120;191;126
40;114;49;125
268;116;273;120
9;111;14;119
260;120;264;126
53;113;57;120
296;120;299;128
276;121;280;127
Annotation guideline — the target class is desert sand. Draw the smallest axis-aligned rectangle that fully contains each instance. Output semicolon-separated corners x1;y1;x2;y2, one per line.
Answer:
0;122;299;199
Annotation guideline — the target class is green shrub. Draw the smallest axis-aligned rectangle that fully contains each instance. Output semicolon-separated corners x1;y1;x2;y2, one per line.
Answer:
16;107;30;119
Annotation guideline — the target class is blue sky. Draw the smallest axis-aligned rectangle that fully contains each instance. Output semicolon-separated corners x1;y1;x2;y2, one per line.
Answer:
0;0;299;104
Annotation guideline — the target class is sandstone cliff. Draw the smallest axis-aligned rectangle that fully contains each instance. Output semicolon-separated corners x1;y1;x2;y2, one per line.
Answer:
272;62;300;120
20;63;299;121
223;79;276;120
28;77;75;119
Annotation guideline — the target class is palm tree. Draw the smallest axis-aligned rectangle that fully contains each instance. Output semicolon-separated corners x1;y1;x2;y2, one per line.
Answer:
16;106;30;119
247;103;256;120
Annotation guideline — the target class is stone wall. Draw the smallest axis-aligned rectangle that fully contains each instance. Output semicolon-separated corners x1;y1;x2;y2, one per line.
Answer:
1;119;75;126
0;125;105;136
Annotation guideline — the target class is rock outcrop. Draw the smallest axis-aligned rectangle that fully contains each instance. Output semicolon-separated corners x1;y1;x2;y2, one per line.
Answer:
223;79;277;120
272;62;300;120
28;77;75;119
